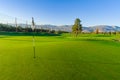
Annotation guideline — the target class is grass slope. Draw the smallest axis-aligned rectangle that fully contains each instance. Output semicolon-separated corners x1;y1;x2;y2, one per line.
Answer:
0;34;120;80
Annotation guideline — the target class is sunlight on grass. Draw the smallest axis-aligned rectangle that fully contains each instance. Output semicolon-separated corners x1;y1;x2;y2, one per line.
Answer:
0;34;120;80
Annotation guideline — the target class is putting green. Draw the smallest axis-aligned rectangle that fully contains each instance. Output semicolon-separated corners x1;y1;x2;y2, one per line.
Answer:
0;35;120;80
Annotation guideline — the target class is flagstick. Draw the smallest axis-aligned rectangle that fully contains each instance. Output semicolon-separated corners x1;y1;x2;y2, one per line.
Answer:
33;30;36;58
32;17;36;59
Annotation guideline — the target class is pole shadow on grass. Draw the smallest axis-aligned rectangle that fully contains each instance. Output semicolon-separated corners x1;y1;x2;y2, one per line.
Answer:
35;57;120;65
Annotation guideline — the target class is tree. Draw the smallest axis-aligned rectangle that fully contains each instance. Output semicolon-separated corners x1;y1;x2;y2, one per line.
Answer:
72;18;82;37
95;28;99;34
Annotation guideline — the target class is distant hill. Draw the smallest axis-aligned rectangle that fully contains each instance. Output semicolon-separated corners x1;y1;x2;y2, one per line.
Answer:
7;23;120;32
83;25;120;32
56;25;120;32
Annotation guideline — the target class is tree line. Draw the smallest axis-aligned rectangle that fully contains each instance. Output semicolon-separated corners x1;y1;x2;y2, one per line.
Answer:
0;23;68;34
72;18;120;37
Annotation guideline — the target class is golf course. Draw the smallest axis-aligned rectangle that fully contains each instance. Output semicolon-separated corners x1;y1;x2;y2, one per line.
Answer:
1;33;120;80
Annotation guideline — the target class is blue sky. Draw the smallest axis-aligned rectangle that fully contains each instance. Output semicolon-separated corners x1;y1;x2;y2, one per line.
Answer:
0;0;120;26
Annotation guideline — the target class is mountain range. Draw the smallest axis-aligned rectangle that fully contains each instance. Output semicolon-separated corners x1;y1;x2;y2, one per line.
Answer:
37;25;120;32
82;25;120;32
8;23;120;32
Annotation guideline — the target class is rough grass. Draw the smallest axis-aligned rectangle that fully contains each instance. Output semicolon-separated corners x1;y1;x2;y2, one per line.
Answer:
0;34;120;80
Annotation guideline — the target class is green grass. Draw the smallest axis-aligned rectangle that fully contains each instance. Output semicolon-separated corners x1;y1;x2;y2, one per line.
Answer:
1;33;120;80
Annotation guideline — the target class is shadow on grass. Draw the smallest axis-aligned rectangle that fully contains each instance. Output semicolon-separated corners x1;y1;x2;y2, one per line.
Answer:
36;57;120;65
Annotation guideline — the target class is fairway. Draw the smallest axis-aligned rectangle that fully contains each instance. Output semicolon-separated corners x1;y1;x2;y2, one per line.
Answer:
0;35;120;80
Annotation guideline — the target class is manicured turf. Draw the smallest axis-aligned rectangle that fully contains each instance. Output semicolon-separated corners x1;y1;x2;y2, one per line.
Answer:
0;34;120;80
